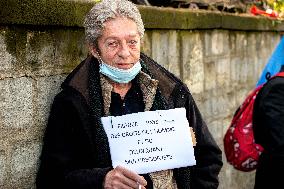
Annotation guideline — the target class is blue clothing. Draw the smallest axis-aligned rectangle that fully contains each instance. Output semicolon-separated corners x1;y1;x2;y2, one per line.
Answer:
256;37;284;87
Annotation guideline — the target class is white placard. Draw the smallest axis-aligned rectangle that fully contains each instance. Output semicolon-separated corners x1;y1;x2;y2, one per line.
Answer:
101;108;196;174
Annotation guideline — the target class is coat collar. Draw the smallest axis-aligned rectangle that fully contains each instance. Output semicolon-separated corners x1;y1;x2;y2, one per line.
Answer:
62;55;159;112
100;71;159;116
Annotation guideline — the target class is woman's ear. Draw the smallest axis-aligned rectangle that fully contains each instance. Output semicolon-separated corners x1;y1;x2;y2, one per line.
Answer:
89;46;99;58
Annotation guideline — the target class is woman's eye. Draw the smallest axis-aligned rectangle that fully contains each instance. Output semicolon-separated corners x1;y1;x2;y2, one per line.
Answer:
107;41;118;47
129;40;137;45
128;40;138;48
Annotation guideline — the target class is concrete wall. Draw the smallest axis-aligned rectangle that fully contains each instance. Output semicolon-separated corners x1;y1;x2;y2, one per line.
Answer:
0;0;283;188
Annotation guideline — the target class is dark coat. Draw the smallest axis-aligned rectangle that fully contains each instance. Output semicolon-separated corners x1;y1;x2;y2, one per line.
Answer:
36;53;222;189
253;65;284;189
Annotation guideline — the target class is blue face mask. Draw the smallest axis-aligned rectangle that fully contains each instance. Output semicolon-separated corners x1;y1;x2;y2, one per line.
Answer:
99;61;142;83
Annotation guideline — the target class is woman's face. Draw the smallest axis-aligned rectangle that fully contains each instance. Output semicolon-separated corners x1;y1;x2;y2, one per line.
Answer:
94;17;141;70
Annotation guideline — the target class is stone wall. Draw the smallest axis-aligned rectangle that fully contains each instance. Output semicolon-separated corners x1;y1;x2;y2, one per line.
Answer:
0;1;283;188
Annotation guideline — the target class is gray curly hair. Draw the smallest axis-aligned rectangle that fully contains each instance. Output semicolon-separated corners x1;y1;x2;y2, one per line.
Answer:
84;0;145;47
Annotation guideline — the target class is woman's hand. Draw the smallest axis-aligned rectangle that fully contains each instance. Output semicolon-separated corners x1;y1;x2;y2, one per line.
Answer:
104;166;147;189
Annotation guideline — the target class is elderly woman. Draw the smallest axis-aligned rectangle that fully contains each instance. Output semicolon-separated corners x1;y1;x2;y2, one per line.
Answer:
36;0;222;189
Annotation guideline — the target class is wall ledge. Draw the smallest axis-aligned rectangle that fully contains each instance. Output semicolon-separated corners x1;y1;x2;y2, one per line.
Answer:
1;0;284;31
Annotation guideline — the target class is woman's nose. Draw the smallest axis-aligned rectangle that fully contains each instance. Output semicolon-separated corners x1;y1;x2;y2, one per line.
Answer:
117;42;131;58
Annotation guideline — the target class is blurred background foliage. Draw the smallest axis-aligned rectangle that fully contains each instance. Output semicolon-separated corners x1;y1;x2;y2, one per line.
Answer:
132;0;284;18
266;0;284;17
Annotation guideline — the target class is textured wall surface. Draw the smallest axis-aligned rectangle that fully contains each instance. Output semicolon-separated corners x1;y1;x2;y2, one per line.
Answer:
142;30;280;189
0;1;283;189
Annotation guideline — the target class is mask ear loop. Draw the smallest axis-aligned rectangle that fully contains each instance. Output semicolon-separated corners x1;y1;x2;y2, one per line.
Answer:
92;49;114;67
89;44;103;62
97;53;103;64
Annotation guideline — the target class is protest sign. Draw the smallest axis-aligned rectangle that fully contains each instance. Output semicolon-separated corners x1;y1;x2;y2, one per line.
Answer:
101;108;196;174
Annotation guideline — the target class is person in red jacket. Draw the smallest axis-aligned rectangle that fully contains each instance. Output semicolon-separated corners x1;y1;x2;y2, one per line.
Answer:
36;0;222;188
